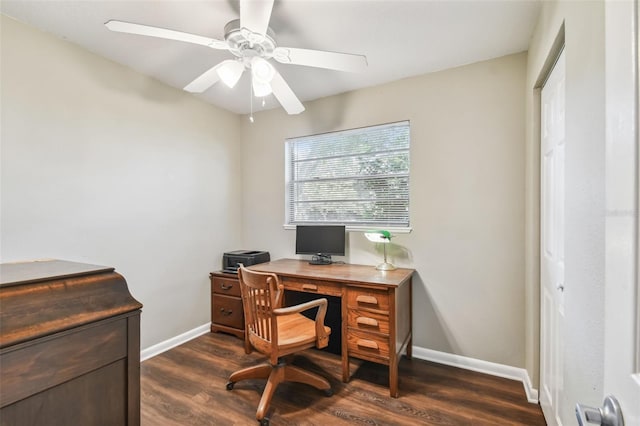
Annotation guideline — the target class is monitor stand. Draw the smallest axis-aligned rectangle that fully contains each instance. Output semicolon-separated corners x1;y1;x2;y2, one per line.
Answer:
309;254;332;265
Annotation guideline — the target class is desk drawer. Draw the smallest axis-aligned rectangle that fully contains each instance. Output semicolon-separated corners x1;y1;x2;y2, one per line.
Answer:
281;277;342;297
212;276;241;297
212;295;243;329
347;309;390;335
347;329;390;361
346;288;390;312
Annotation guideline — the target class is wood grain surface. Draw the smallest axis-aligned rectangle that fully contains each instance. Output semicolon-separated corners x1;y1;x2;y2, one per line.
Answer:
141;332;545;425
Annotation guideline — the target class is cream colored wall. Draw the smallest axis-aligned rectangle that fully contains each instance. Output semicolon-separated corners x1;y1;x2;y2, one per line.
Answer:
526;0;606;422
1;12;532;373
240;53;527;368
0;16;243;349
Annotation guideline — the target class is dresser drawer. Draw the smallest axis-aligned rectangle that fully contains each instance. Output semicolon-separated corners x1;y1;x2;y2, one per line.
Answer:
347;309;390;335
212;276;241;297
212;295;244;329
346;288;390;312
281;277;342;297
347;329;390;361
0;318;128;407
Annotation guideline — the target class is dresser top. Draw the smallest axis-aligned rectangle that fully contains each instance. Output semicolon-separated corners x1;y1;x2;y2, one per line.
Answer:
0;259;141;348
0;259;113;287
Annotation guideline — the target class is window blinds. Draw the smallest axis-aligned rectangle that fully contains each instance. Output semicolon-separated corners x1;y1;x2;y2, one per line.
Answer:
285;121;410;228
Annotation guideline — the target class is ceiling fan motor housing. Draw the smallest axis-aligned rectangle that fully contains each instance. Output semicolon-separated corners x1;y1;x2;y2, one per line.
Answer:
224;19;276;65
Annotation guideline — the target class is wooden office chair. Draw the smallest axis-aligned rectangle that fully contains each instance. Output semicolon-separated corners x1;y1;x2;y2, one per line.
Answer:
226;265;332;425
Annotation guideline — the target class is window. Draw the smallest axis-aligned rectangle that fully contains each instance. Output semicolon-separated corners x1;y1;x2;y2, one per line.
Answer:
285;121;410;230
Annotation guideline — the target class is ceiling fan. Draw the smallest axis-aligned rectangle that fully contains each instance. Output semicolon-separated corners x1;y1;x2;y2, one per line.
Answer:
105;0;368;115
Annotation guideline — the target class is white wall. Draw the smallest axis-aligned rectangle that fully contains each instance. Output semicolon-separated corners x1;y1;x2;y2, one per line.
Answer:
526;0;606;422
0;15;243;349
240;53;528;368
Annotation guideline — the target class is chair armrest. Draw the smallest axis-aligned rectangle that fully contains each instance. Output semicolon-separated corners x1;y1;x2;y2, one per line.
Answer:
275;283;285;308
266;277;285;308
273;298;329;349
273;298;326;316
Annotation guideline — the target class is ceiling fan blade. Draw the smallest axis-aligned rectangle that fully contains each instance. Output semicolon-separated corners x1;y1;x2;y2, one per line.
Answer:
273;47;368;73
184;60;244;93
105;20;228;50
270;70;304;115
240;0;274;37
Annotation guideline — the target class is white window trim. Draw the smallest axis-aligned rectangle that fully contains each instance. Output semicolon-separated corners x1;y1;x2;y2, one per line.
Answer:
283;224;412;233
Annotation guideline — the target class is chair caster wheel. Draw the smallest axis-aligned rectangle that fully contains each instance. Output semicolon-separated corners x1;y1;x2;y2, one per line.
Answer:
226;381;235;391
323;388;333;397
258;417;269;425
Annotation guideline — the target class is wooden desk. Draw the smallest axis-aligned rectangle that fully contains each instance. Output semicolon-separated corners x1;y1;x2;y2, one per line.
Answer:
250;258;413;398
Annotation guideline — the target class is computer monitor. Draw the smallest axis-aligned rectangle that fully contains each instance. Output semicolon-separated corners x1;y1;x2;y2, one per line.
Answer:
295;225;346;265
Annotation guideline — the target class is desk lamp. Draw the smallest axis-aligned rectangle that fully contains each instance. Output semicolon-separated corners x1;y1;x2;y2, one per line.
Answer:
364;230;396;271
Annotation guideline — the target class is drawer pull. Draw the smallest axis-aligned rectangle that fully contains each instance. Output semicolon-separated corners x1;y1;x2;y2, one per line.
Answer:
302;284;318;291
356;317;379;327
356;339;379;350
220;283;233;290
219;308;233;316
356;295;378;305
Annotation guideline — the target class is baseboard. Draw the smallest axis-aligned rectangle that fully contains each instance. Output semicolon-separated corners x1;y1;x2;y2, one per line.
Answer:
140;323;210;362
412;346;539;404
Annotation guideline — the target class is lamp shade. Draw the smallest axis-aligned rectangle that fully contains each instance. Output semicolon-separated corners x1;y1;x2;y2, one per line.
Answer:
364;230;396;271
216;60;245;88
364;230;392;243
251;57;275;84
252;79;272;97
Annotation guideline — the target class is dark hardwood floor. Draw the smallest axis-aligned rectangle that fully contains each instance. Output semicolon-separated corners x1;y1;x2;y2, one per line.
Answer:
141;332;546;425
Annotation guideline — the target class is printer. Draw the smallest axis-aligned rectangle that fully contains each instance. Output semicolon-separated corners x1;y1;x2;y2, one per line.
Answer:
222;250;270;273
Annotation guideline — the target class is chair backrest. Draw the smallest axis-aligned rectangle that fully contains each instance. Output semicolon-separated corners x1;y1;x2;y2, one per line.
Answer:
237;265;284;357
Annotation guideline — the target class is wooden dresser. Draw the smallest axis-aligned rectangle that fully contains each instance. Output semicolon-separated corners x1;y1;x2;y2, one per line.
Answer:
0;260;143;426
209;271;244;339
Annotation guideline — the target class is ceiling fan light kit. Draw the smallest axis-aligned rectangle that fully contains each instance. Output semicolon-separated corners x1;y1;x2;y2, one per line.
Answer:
251;57;275;83
104;0;367;116
216;60;245;88
252;80;272;97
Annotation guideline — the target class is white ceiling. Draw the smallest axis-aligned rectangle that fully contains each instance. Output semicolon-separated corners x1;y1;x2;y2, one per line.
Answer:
1;0;541;115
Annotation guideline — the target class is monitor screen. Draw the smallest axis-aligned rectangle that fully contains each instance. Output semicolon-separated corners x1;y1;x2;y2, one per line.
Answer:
295;225;346;256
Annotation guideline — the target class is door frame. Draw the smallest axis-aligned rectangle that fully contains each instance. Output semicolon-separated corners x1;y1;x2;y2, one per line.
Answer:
529;23;566;408
602;0;640;423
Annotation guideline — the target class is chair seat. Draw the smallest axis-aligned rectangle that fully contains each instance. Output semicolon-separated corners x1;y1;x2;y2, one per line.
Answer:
277;313;331;350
